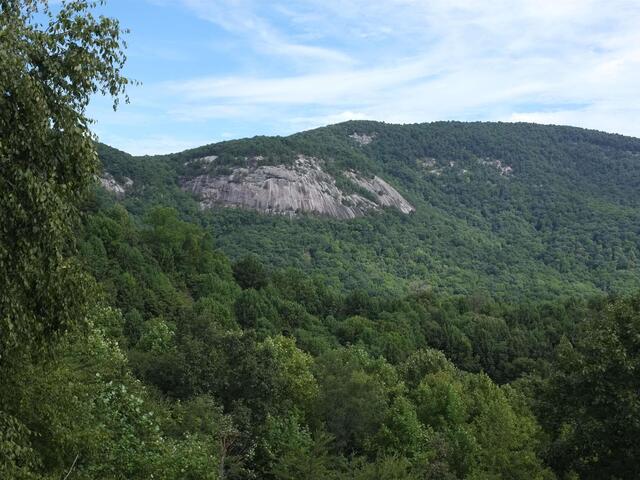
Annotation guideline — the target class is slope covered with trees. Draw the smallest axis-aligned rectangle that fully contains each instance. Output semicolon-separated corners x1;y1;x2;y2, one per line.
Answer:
7;199;636;479
2;1;640;479
98;120;640;299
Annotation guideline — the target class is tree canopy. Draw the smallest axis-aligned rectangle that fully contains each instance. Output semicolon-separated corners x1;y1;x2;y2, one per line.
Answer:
0;0;129;358
1;1;639;479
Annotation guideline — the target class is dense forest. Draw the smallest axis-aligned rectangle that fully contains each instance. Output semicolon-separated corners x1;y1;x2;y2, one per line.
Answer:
4;199;640;479
2;2;640;479
98;120;640;299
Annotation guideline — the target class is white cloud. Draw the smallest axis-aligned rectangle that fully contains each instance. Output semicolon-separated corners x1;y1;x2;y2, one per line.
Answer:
180;0;353;66
509;102;640;138
164;58;436;105
152;0;639;136
98;0;640;153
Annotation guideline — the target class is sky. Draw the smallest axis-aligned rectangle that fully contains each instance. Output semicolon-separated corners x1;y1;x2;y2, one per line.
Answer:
85;0;640;155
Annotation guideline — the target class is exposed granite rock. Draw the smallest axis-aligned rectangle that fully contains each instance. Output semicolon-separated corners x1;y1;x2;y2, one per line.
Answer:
99;172;132;198
345;171;415;214
417;157;437;168
478;157;513;176
417;158;443;176
184;155;218;166
181;155;414;219
349;132;376;145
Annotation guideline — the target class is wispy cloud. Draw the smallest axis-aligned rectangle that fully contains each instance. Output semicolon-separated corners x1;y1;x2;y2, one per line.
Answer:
94;0;640;153
171;0;640;127
181;0;353;66
164;58;438;104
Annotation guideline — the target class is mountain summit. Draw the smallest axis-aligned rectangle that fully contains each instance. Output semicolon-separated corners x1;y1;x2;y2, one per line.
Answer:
97;120;640;298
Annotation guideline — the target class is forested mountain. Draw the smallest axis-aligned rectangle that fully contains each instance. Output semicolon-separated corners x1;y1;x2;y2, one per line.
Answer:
3;3;640;478
71;204;640;479
98;120;640;299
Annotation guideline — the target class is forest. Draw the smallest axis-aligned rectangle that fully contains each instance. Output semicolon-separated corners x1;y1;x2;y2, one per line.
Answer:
2;2;640;479
4;199;639;479
97;118;640;300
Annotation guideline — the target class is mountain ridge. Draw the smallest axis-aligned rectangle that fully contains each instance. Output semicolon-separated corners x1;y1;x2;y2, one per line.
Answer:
96;120;640;299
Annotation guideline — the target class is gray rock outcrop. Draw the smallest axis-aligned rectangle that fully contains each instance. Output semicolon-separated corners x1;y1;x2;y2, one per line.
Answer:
181;155;414;219
345;171;415;214
349;132;376;145
99;172;132;198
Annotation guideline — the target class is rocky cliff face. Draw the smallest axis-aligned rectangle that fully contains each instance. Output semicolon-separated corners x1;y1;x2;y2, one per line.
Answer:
99;172;133;198
181;155;414;219
344;171;414;213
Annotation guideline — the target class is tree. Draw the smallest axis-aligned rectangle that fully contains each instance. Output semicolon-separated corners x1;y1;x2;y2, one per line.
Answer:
260;415;335;480
313;347;402;454
233;255;269;290
234;288;277;330
350;456;417;480
538;295;640;479
1;2;131;476
0;0;131;358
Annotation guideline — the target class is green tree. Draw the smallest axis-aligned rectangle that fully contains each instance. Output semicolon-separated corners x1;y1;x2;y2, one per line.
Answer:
261;415;335;480
538;295;640;479
313;346;402;454
234;288;277;330
350;456;417;480
1;306;186;479
1;2;131;477
0;0;130;358
233;255;269;290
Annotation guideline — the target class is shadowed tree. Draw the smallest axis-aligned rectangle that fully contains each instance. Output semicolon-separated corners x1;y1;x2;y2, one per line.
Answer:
233;254;269;290
538;295;640;479
0;0;131;359
1;1;131;477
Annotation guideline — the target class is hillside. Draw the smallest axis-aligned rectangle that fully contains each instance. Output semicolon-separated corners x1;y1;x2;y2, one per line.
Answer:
97;121;640;299
7;3;640;478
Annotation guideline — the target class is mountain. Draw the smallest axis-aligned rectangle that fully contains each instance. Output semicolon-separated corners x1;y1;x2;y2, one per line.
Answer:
96;120;640;299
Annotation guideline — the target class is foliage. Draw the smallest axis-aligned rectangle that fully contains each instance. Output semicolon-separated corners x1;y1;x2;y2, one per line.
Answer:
4;185;640;478
2;4;640;478
98;121;640;300
233;255;269;290
0;0;130;358
534;294;640;479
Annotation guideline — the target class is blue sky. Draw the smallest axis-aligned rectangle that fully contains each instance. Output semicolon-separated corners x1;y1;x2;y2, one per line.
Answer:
86;0;640;155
